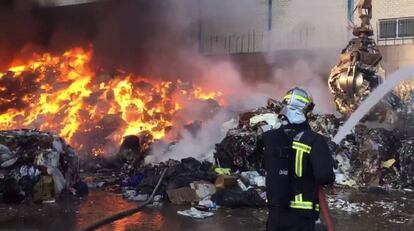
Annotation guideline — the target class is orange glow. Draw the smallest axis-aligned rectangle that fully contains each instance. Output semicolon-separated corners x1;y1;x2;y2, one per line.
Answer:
0;47;222;154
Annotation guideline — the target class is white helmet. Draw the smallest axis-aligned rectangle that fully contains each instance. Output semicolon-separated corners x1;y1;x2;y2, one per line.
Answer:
280;87;314;124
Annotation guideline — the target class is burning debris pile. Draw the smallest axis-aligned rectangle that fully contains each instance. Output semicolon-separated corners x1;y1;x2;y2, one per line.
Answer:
1;93;413;208
0;47;223;156
81;99;411;216
0;129;82;204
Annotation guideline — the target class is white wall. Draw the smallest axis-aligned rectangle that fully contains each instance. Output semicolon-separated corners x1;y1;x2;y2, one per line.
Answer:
199;0;268;54
269;0;349;50
200;0;350;54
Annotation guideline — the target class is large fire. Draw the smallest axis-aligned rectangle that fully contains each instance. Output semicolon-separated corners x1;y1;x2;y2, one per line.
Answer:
0;47;222;155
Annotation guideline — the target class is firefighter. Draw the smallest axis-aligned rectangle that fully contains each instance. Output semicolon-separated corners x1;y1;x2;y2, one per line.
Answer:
262;87;335;231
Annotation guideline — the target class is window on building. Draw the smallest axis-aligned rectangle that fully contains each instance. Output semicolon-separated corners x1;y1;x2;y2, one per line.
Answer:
379;20;397;39
398;18;414;37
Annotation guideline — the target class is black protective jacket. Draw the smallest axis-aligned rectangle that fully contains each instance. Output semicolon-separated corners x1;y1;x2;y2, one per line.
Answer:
260;122;335;219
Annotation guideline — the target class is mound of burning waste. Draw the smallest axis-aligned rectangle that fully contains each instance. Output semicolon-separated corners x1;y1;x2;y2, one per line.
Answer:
0;129;82;204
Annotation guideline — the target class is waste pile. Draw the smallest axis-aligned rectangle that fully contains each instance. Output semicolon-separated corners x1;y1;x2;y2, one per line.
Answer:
2;97;413;219
334;126;405;188
118;157;266;211
0;129;83;204
106;97;414;215
214;102;283;172
213;101;414;190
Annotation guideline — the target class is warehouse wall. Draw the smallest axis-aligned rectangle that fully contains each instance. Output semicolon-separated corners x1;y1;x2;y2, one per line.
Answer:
367;0;414;72
200;0;350;54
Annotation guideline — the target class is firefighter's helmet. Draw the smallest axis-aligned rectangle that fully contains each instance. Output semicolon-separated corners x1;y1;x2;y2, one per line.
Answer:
280;87;314;124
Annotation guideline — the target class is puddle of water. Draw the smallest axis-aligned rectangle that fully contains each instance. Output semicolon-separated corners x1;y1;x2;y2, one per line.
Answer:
0;190;413;231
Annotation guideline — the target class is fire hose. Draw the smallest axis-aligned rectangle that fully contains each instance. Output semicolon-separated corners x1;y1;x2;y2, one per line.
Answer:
318;186;335;231
82;167;168;231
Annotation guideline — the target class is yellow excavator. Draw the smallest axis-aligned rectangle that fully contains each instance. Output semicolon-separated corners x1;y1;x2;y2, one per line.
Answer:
328;0;385;116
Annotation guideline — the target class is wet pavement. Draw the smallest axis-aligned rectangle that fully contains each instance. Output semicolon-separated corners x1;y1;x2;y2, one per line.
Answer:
0;189;413;231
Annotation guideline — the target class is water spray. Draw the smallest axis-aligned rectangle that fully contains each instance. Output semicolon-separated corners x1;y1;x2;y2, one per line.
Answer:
333;66;414;144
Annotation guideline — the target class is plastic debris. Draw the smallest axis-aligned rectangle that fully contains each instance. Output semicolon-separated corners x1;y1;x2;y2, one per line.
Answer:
327;198;366;214
0;129;80;203
381;159;396;169
249;113;279;128
237;179;248;191
0;144;17;167
240;171;260;186
214;168;231;175
177;207;214;219
198;198;217;210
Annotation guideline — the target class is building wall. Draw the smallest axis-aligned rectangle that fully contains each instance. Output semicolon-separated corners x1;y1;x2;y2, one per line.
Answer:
366;0;414;72
200;0;413;73
199;0;268;54
200;0;350;54
367;0;414;45
379;45;414;72
269;0;349;50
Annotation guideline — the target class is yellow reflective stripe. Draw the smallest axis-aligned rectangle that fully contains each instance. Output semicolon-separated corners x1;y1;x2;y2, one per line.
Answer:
292;146;311;153
298;151;303;177
295;149;302;176
292;141;311;150
293;147;309;154
293;142;311;177
294;194;303;202
284;94;311;104
290;201;320;211
292;142;311;153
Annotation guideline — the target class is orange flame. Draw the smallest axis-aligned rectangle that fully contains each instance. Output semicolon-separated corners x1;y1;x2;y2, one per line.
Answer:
0;47;222;154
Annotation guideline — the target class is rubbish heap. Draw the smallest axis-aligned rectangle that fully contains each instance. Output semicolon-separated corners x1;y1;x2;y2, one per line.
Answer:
214;101;283;172
214;100;414;190
1;97;413;215
107;95;414;216
120;157;266;210
0;129;83;204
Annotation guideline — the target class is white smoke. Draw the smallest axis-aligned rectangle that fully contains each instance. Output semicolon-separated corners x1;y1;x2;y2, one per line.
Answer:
146;109;233;163
146;0;347;162
257;60;336;114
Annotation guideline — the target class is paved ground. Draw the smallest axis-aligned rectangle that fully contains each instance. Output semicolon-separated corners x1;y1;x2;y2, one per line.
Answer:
0;189;413;231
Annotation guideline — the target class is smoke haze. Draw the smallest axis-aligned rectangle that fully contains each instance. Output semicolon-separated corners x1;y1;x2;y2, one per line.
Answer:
0;0;347;161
